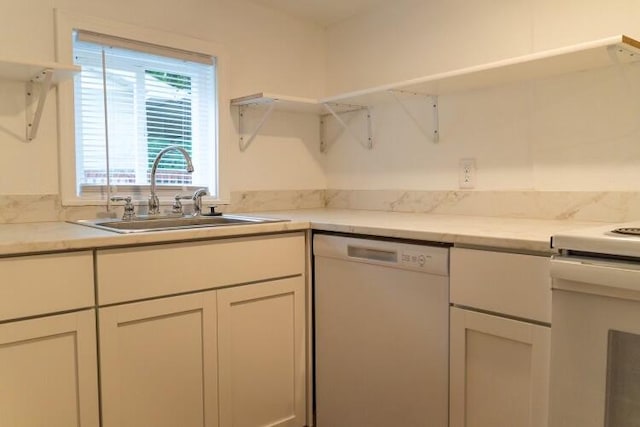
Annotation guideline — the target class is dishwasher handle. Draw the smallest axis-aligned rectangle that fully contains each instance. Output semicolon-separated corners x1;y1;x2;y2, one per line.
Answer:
347;245;397;263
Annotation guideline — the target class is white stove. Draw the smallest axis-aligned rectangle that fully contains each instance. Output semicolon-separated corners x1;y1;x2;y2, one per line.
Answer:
549;221;640;427
552;220;640;258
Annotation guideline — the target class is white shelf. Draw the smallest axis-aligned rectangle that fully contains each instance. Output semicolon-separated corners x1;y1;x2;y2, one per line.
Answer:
231;92;371;152
230;35;640;151
230;92;363;114
322;35;640;105
0;57;79;83
232;35;640;112
231;92;322;113
0;57;80;141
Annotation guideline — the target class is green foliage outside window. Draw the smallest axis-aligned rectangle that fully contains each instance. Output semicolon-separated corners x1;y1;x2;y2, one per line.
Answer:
145;71;193;171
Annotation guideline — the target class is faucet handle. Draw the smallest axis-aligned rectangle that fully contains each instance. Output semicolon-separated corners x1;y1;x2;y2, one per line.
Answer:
110;196;136;220
172;194;192;215
192;188;208;216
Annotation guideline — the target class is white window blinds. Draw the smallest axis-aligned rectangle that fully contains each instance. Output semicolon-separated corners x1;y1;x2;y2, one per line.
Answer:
72;30;217;197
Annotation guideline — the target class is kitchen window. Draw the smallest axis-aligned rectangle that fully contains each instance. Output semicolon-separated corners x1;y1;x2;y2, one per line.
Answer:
55;11;228;206
73;31;216;197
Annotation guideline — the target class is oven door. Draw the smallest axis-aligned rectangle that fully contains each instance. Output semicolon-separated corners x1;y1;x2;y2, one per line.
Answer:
549;255;640;427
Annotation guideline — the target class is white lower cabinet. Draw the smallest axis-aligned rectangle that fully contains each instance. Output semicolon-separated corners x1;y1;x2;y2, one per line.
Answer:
450;247;552;427
0;309;100;427
0;233;306;427
0;250;98;427
218;276;306;427
99;292;219;427
99;277;305;427
449;307;550;427
96;232;307;427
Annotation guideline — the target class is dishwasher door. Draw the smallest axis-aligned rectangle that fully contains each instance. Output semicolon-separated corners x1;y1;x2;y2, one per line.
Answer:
313;234;449;427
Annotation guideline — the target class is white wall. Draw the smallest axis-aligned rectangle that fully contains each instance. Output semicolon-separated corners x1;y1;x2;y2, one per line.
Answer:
3;0;640;199
324;0;640;191
0;0;327;195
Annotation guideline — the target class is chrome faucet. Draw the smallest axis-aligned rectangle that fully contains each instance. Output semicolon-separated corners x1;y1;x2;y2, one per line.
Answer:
192;188;208;216
148;146;194;215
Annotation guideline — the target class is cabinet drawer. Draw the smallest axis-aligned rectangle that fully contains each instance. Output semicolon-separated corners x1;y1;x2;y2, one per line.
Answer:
0;251;94;321
450;248;551;323
97;232;306;305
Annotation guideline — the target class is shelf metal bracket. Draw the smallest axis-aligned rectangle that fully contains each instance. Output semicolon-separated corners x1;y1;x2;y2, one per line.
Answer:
320;107;360;153
389;90;439;143
238;101;277;152
320;103;372;153
608;45;640;118
25;68;54;141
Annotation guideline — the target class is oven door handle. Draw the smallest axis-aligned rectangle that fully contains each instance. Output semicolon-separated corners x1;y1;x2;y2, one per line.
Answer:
551;256;640;299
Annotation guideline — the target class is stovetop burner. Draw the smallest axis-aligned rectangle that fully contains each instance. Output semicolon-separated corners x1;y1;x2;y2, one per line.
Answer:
611;227;640;236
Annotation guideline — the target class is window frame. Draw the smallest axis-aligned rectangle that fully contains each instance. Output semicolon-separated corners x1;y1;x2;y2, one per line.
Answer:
55;9;230;207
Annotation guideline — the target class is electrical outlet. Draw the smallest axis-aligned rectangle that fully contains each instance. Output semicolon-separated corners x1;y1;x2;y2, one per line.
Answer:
459;158;476;189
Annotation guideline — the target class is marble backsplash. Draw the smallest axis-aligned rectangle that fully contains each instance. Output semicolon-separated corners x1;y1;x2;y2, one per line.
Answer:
2;189;640;224
0;190;326;224
325;190;640;223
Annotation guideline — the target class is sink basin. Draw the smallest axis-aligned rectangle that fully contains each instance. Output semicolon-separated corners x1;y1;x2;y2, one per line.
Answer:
72;214;287;234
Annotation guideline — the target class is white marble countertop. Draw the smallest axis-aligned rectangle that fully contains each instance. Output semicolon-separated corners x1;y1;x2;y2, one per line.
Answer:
253;209;604;253
0;209;605;257
0;219;309;256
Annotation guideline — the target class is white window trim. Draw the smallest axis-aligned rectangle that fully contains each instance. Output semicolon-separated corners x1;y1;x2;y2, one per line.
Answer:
55;9;231;207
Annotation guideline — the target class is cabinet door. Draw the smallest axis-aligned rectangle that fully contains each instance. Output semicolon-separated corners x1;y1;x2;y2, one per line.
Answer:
99;292;218;427
450;307;550;427
217;276;306;427
0;309;99;427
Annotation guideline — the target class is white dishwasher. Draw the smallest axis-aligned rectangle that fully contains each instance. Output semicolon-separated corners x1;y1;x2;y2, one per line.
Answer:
313;233;449;427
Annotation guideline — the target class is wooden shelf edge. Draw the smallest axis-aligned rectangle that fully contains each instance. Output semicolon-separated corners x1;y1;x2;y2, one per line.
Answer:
622;35;640;51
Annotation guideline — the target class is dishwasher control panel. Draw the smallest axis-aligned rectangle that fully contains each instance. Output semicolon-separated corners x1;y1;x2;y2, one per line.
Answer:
400;250;430;269
314;234;449;276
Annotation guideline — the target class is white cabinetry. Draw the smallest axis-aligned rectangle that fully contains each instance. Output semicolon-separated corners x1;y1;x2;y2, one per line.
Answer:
449;248;551;427
96;232;307;427
218;276;306;427
450;307;550;427
99;292;219;427
0;252;99;427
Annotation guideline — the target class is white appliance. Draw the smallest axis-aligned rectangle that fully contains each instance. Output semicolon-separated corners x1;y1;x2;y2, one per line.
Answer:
313;233;449;427
549;222;640;427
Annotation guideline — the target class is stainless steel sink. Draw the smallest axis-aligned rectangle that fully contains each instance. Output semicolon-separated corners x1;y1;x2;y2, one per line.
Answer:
72;214;287;234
